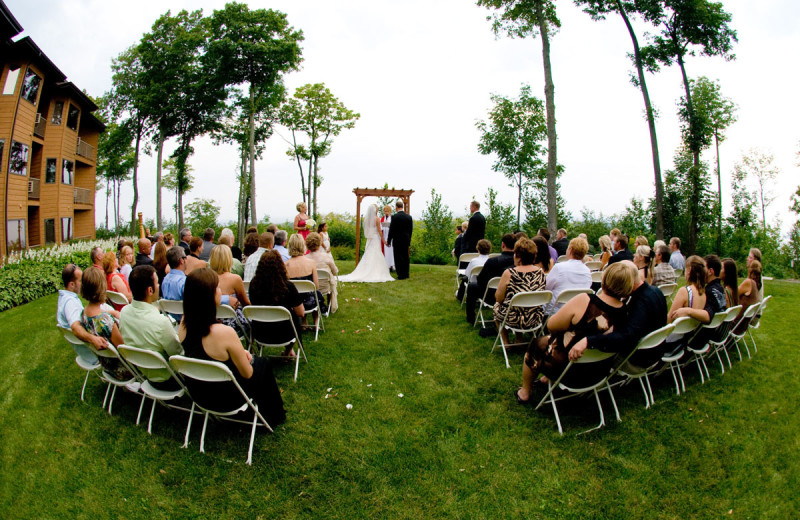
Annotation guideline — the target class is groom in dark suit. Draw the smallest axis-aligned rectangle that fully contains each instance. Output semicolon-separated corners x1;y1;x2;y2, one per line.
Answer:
461;200;486;256
387;200;413;280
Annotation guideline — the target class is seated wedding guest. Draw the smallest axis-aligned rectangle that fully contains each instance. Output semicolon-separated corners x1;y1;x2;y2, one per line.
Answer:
532;236;553;273
103;251;132;310
57;263;107;362
153;241;171;285
578;233;588;241
179;228;192;256
219;228;242;261
457;222;470;268
552;228;569;257
634;235;649;249
244;232;274;282
606;234;633;266
465;233;516;324
149;232;164;259
452;224;463;259
119;245;135;283
537;228;559;264
274;230;291;262
218;235;244;277
653;239;666;251
119;265;183;387
737;259;762;321
667;256;707;323
457;239;491;301
721;258;739;308
598;235;613;268
747;248;764;298
286;233;324;316
652;246;677;286
545;237;592;315
494;238;547;347
306;232;338;312
567;260;667;361
669;237;686;270
91;246;104;270
200;228;215;261
185;237;208;275
318;222;332;253
242;231;259;261
515;262;635;403
670;255;726;328
265;224;278;235
163;232;175;249
161;246;188;320
179;268;285;426
135;238;153;268
249;250;305;360
80;267;132;380
633;245;655;284
210;244;250;337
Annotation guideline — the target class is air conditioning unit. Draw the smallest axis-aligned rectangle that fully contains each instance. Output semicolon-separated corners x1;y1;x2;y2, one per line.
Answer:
28;180;33;193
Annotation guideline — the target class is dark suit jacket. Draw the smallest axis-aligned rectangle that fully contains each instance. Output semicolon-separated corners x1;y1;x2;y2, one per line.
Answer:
180;241;191;256
475;251;514;294
553;238;569;257
135;252;153;268
587;282;667;355
387;211;413;247
462;211;486;255
606;248;633;266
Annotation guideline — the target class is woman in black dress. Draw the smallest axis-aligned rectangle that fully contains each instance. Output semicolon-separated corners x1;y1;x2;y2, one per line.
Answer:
179;268;285;426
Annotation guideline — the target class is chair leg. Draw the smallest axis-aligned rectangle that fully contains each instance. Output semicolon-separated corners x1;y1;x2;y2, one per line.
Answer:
147;398;157;434
638;378;651;409
606;381;621;422
694;355;705;384
108;386;118;415
645;374;655;406
714;346;726;374
102;383;111;409
80;371;91;402
733;337;744;362
677;362;686;392
700;355;711;380
744;332;754;358
200;412;210;454
293;347;301;382
246;409;259;466
722;343;733;368
578;389;606;435
136;393;147;425
547;386;564;436
669;363;681;396
182;402;196;448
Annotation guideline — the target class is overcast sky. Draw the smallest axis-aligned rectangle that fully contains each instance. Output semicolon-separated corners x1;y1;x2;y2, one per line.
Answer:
7;0;800;234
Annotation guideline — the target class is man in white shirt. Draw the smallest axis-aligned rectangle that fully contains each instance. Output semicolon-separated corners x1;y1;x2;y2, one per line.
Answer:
244;232;274;282
56;263;109;363
545;237;592;314
457;239;491;301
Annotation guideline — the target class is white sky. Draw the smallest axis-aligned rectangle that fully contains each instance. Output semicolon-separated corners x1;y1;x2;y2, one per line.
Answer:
7;0;800;233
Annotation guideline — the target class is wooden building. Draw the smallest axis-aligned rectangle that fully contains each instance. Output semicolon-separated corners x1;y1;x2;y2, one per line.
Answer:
0;0;104;258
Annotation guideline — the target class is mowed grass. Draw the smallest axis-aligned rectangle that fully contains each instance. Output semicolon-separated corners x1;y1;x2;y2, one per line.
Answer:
0;263;798;519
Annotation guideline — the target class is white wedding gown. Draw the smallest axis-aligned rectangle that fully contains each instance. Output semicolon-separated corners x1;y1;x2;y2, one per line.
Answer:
339;207;394;283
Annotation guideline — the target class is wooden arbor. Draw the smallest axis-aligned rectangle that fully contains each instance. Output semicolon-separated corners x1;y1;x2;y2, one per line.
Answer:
352;188;414;265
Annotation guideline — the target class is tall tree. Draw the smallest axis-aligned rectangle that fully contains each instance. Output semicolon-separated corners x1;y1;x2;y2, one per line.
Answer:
639;0;737;252
576;0;666;239
206;2;304;227
734;149;779;229
476;84;547;229
280;83;360;218
478;0;561;237
162;156;194;230
681;76;737;252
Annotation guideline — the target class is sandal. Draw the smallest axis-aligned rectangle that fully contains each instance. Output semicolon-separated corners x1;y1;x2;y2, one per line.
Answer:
514;388;530;405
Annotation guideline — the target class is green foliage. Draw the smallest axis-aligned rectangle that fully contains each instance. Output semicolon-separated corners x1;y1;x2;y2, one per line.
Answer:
184;198;220;236
522;174;570;236
570;209;614;254
0;252;92;312
418;189;454;265
616;197;653;242
483;188;516;252
477;0;560;40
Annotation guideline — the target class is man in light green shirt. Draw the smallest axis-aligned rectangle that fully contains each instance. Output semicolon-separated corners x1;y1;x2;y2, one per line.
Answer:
120;265;183;382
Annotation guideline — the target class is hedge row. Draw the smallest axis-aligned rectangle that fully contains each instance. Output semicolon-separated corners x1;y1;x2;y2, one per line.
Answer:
0;252;92;312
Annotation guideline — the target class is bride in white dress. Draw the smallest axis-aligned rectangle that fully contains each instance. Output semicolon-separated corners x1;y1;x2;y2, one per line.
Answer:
339;204;394;283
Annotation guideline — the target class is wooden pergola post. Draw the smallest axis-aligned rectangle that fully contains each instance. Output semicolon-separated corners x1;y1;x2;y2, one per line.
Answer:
352;188;415;265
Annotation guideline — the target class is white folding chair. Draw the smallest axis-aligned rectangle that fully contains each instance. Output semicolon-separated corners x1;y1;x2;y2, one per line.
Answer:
291;279;324;341
549;288;593;317
583;255;594;262
683;311;727;384
556;255;567;263
461;265;483;308
673;268;684;279
658;283;678;303
492;290;553;368
243;305;306;381
217;304;249;346
106;290;130;308
158;298;184;317
316;269;334;316
585;261;603;272
615;324;676;409
591;271;603;285
83;340;141;415
658;316;701;396
727;303;759;361
117;345;195;434
473;276;502;328
168;355;273;465
746;295;771;354
455;253;478;290
59;326;102;402
243;281;250;296
708;306;742;373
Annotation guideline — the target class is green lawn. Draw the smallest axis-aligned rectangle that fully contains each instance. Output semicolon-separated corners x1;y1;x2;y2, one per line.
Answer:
1;263;798;519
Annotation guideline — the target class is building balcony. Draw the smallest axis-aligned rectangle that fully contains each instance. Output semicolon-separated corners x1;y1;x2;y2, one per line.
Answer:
76;138;95;161
74;186;92;205
34;113;46;138
28;177;40;199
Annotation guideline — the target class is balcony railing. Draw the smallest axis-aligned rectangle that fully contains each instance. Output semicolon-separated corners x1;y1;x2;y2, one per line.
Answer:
76;138;96;161
34;113;46;138
28;177;40;199
74;187;92;205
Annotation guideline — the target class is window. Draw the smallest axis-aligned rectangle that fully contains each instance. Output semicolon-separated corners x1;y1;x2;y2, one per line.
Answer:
0;139;4;169
61;217;72;242
51;101;64;125
44;219;55;244
20;68;41;104
2;66;20;95
45;158;57;183
6;219;26;252
66;104;80;131
62;159;74;185
9;141;29;176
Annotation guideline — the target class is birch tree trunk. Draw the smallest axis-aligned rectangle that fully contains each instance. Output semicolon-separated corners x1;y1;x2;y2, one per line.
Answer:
130;130;141;237
155;129;165;231
248;86;257;227
535;0;558;238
